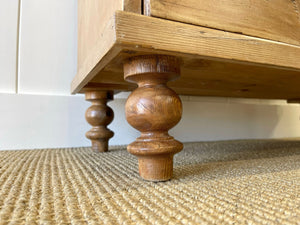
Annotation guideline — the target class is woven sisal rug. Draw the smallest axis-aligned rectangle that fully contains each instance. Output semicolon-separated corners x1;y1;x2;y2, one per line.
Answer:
0;140;299;224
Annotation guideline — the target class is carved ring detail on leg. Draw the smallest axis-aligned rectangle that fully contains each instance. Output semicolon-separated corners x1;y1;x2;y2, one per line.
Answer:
124;55;183;181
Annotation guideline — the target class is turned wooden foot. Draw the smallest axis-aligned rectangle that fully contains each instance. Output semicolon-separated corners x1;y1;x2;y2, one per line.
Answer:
124;55;183;181
85;91;114;152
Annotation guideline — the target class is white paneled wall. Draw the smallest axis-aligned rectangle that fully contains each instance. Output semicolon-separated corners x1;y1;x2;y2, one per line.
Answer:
173;97;300;142
18;0;77;95
0;0;19;93
0;0;300;150
0;94;139;150
1;93;300;150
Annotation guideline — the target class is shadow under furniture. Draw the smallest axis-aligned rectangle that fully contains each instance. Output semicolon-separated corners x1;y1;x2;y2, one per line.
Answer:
72;0;300;181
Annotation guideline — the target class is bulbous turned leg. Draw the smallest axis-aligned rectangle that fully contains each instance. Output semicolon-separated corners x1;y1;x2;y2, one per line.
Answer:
85;91;114;152
124;55;183;181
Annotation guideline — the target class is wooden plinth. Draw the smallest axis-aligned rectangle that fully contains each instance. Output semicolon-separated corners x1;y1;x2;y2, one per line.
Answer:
124;55;183;181
85;91;114;152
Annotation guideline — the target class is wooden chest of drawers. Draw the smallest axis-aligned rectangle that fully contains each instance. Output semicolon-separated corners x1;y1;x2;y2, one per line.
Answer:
72;0;300;181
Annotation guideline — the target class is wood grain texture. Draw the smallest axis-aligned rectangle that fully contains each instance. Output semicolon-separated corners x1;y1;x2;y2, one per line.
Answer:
147;0;300;46
90;55;300;99
81;82;135;94
124;55;183;181
77;0;141;90
73;11;300;99
85;91;114;152
115;11;300;71
124;0;142;13
76;0;123;94
78;0;122;70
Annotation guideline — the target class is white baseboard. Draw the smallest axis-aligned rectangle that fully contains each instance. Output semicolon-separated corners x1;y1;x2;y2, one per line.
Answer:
0;93;299;150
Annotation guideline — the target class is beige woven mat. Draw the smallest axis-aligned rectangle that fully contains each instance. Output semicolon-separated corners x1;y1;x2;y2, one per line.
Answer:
0;140;299;224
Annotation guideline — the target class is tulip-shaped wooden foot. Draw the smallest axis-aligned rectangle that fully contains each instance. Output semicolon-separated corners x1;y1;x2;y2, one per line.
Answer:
85;91;114;152
124;55;183;181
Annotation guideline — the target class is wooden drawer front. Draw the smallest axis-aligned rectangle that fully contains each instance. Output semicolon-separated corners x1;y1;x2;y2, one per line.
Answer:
145;0;300;46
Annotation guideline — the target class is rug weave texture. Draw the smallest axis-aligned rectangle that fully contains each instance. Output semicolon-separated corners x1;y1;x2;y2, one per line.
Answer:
0;140;299;225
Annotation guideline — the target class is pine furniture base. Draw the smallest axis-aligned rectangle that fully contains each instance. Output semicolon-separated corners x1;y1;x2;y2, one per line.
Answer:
74;1;300;181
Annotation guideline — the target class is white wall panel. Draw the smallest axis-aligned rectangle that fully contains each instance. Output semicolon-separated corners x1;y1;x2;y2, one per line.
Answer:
0;93;299;150
0;0;19;93
172;98;300;142
0;93;138;150
18;0;77;95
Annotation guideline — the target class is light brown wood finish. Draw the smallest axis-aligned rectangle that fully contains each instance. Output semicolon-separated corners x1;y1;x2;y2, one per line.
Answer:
124;55;183;181
146;0;300;46
85;91;114;152
76;1;142;95
80;82;135;94
90;55;300;99
114;12;300;71
77;0;122;81
124;0;142;13
73;11;300;100
74;7;300;182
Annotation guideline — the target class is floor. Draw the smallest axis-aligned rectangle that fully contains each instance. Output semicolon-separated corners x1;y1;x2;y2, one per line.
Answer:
0;139;299;224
